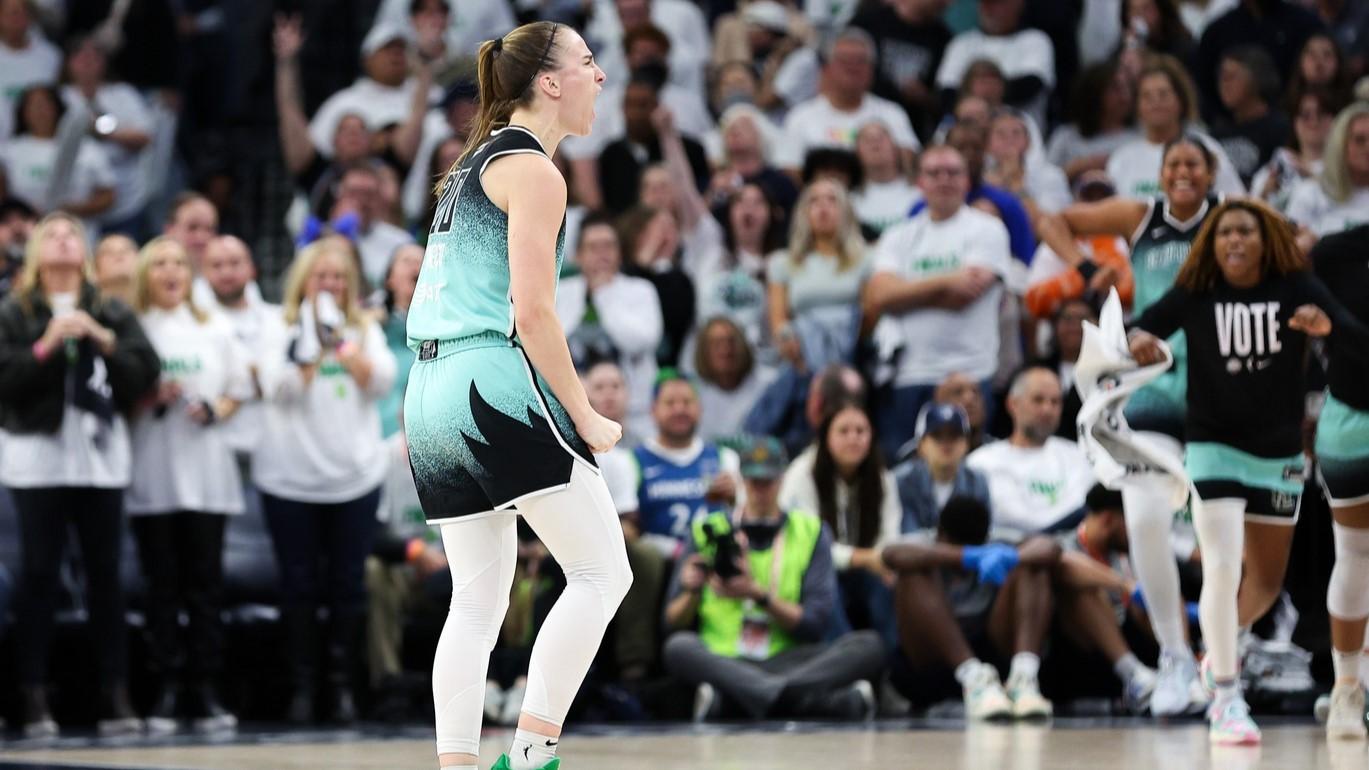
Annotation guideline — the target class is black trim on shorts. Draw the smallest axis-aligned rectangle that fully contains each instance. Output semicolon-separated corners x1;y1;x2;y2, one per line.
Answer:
1195;480;1302;523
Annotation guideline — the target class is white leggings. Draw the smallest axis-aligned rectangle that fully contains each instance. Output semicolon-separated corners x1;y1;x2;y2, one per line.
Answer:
1193;497;1246;682
432;462;633;756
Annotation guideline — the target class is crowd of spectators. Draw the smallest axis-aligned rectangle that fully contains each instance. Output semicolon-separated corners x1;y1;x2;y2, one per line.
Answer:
1;0;1368;737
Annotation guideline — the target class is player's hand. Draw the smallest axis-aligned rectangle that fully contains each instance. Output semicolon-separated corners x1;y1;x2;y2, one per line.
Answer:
1127;330;1165;365
1289;304;1332;337
575;411;622;453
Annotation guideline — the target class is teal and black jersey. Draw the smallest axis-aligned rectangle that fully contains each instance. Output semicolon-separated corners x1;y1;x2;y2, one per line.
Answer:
406;126;567;349
1124;194;1220;438
403;126;594;523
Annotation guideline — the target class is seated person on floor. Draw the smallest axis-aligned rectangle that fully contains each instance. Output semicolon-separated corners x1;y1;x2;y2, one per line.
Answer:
882;495;1059;720
663;437;885;721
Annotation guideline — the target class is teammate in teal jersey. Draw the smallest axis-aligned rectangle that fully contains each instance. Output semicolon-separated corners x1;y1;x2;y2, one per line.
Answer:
1036;136;1221;716
403;22;629;770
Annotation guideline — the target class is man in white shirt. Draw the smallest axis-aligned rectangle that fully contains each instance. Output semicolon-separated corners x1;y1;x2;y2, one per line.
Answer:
555;212;663;441
307;21;441;160
966;366;1095;540
935;0;1055;128
864;144;1010;457
0;0;60;140
588;0;711;102
200;235;284;458
332;164;414;289
775;28;921;172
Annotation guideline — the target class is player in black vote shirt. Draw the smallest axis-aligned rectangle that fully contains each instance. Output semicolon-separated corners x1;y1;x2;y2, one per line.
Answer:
1128;199;1369;746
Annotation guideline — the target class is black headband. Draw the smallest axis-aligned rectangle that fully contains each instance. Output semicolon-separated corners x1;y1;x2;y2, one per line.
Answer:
522;24;558;96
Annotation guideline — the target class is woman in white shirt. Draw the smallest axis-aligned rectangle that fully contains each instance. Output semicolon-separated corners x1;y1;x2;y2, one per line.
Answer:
0;85;115;235
254;235;397;724
1249;87;1334;214
778;398;901;647
1287;101;1369;242
128;236;251;734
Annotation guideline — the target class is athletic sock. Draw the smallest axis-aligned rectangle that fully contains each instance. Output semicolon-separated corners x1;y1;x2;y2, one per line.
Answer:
954;658;986;688
447;766;477;770
1213;678;1240;706
1332;647;1362;685
1114;652;1144;683
508;728;559;770
1008;652;1040;683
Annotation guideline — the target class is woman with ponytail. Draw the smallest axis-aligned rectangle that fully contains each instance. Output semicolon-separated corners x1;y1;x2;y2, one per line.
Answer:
403;22;628;770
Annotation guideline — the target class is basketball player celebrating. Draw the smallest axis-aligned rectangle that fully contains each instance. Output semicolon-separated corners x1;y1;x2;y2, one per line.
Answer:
1309;224;1369;740
1128;199;1369;745
1036;136;1221;714
403;23;631;770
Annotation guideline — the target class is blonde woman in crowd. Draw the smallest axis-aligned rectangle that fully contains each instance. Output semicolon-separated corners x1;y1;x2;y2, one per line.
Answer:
767;177;870;371
254;235;397;725
0;213;159;738
127;237;252;735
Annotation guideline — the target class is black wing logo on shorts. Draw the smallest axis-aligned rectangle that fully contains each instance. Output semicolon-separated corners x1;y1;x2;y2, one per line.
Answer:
462;383;573;503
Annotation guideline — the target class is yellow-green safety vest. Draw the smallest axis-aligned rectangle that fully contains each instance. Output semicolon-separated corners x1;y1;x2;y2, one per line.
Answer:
691;509;823;658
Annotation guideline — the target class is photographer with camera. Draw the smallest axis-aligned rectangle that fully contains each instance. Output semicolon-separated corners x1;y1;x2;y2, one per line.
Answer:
662;436;884;722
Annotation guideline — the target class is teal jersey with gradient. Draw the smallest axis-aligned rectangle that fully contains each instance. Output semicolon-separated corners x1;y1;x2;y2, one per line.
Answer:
407;126;566;349
1125;194;1218;434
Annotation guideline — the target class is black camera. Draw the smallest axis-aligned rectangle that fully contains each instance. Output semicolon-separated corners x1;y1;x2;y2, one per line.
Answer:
701;520;744;580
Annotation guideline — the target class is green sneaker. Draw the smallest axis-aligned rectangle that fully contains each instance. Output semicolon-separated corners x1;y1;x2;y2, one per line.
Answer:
491;754;561;770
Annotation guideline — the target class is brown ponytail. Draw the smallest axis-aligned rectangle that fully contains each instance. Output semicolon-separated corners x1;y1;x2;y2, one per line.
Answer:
453;21;561;173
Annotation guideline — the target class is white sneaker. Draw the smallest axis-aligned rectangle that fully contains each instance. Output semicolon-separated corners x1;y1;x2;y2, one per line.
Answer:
1315;692;1332;723
1122;666;1158;715
962;662;1013;721
1152;649;1202;717
484;680;505;723
1326;682;1368;740
692;683;717;723
499;682;525;726
1005;672;1053;720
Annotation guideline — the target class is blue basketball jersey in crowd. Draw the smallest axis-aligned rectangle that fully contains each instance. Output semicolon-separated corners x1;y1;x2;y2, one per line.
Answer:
633;443;722;542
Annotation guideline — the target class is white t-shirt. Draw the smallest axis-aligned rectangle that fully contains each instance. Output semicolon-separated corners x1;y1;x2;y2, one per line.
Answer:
696;365;779;443
1106;133;1246;199
1285;179;1369;237
377;432;433;542
375;0;515;59
596;446;640;515
307;77;441;158
357;220;416;289
966;437;1096;539
126;306;254;515
775;93;921;169
935;29;1055;125
853;179;922;235
0;135;116;234
61;83;154;223
872;206;1012;386
253;316;398;503
0;34;61;140
0;406;132;489
206;298;285;455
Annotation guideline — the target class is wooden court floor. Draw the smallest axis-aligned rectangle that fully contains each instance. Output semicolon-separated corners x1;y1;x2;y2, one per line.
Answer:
1;721;1364;770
